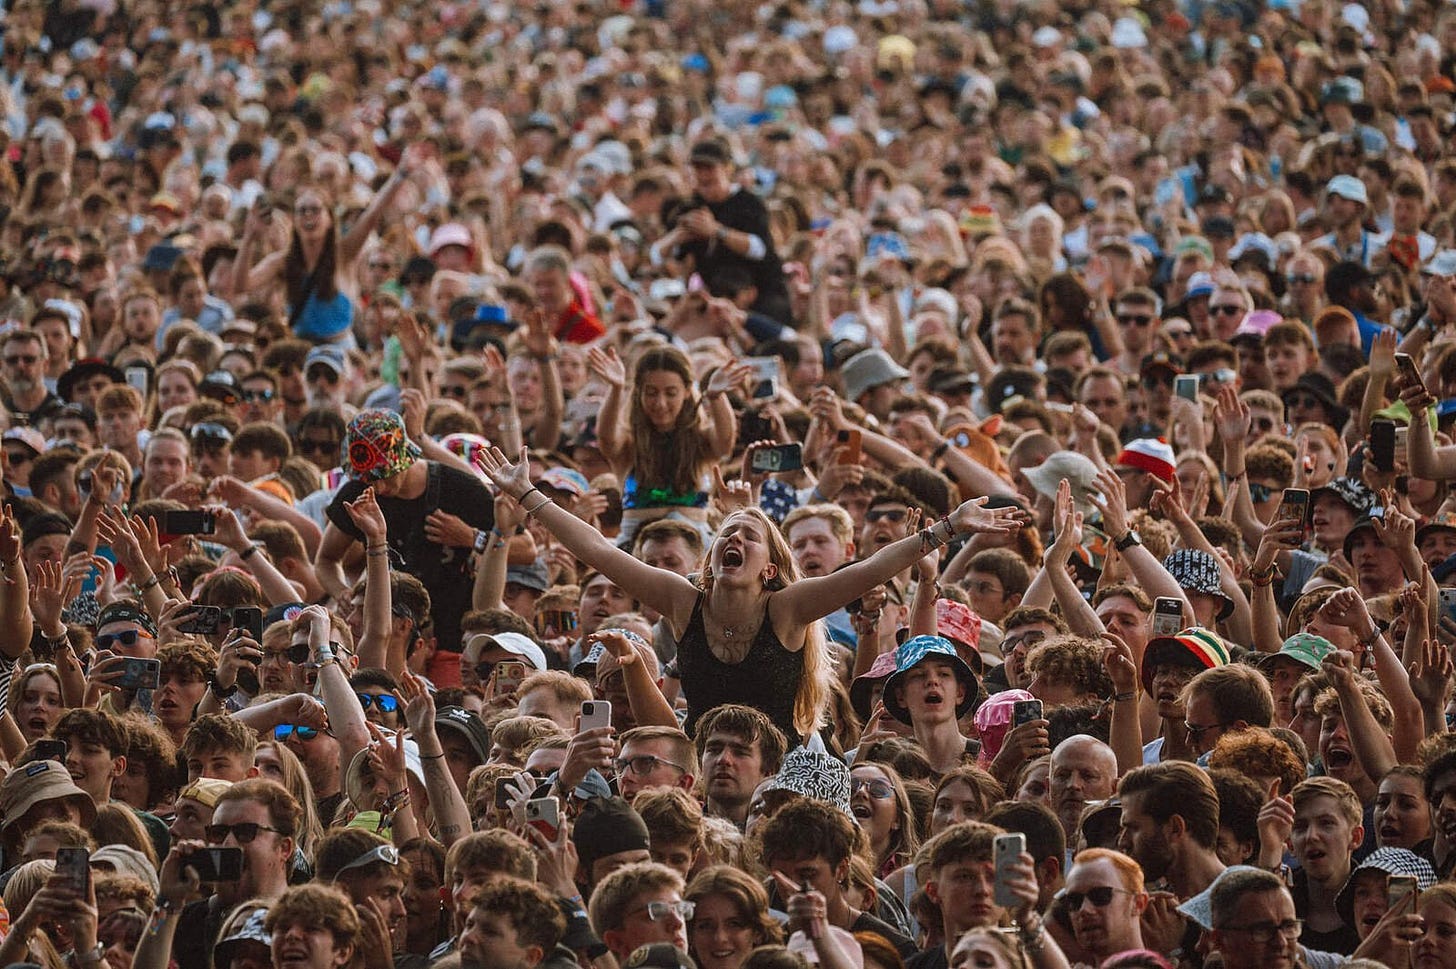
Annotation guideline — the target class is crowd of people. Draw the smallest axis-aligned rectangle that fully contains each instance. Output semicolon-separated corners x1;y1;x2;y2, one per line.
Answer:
3;2;1456;969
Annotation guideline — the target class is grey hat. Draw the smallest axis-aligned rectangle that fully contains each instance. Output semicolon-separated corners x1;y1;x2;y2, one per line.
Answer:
1424;251;1456;278
93;845;161;896
505;561;551;592
1023;452;1101;515
841;348;909;403
214;907;271;966
1162;549;1234;620
761;735;852;816
1177;866;1263;930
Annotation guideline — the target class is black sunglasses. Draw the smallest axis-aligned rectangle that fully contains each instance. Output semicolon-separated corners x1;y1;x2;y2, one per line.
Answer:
1116;313;1154;327
1064;886;1131;909
865;508;908;524
204;822;283;844
1249;482;1274;503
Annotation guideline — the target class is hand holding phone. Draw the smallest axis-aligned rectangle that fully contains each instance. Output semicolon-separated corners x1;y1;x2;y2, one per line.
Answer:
992;833;1026;907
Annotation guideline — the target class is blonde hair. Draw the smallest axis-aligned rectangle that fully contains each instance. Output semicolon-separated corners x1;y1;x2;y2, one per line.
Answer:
700;507;829;739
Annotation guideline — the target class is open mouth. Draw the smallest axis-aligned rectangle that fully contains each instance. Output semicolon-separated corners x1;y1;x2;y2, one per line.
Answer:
1325;747;1354;770
27;718;48;735
722;547;744;568
1305;847;1327;866
851;803;872;820
1380;823;1401;841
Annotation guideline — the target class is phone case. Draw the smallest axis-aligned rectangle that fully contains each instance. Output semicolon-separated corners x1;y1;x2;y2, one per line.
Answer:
993;833;1025;907
580;700;612;732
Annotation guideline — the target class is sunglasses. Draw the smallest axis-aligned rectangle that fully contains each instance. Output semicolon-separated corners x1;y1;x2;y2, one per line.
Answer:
205;822;283;844
3;354;37;365
4;450;34;466
439;385;468;399
1063;886;1133;909
335;843;401;876
96;630;154;650
865;508;908;524
1249;482;1274;504
356;693;399;714
1116;313;1154;327
851;778;894;799
306;367;340;384
274;724;324;741
299;438;340;456
191;422;235;443
1287;273;1319;285
263;643;312;665
534;610;578;636
241;388;275;402
1286;394;1321;409
1209;304;1245;316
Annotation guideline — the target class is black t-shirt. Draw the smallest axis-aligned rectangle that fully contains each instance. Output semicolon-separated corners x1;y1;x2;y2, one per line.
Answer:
327;461;493;653
679;189;792;326
852;909;919;958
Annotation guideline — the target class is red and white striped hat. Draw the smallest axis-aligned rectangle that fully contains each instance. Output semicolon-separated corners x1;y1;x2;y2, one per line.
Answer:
1116;437;1176;481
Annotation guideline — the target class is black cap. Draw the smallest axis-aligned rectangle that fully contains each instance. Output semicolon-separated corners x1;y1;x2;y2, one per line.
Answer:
688;138;732;166
572;797;649;873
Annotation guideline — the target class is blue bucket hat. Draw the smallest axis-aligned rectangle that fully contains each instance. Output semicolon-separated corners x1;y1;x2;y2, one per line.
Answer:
881;635;978;725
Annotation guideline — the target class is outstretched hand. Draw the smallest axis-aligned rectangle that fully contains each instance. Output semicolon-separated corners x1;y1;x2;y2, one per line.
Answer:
948;496;1029;537
474;445;534;500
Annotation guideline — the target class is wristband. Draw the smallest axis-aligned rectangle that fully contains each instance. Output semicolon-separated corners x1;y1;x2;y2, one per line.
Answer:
931;440;950;461
1113;691;1136;703
135;573;161;593
239;545;260;562
1114;530;1141;551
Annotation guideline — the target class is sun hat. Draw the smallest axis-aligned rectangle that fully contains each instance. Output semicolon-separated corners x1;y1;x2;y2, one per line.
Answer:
1023;451;1102;515
760;734;852;816
1310;476;1375;517
0;760;96;831
343;410;421;483
841;348;909;403
92;844;161;896
881;635;979;725
1139;627;1231;693
214;908;272;967
849;650;901;722
1334;847;1436;926
1255;633;1336;674
974;689;1036;763
1161;550;1235;620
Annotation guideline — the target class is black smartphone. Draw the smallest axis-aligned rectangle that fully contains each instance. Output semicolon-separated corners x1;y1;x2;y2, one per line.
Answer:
1371;419;1396;472
178;605;226;635
230;606;263;641
187;846;243;882
163;510;216;535
750;443;803;473
494;777;514;810
32;739;67;763
115;657;161;691
55;846;90;894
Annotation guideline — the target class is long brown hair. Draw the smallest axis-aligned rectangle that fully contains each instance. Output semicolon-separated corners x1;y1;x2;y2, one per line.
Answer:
284;186;340;307
628;346;715;496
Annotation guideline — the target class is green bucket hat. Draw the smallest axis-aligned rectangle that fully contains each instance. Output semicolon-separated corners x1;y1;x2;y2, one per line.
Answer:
1260;632;1336;673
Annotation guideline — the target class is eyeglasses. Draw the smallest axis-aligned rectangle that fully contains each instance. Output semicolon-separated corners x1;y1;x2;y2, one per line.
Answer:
1209;304;1246;316
627;900;695;923
274;724;324;742
96;630;155;650
1064;886;1135;909
1286;394;1320;410
1249;483;1274;504
356;693;400;714
1217;919;1303;944
851;778;894;799
3;354;37;366
306;366;340;384
1003;631;1046;653
204;822;283;844
615;755;688;776
865;508;908;524
440;385;468;399
1184;720;1228;738
299;438;340;456
1287;273;1319;285
966;580;1004;597
261;643;312;666
335;843;400;877
241;388;275;403
1116;313;1154;327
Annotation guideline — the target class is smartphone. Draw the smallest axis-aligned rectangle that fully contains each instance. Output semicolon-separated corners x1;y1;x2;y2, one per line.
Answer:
745;356;780;400
836;428;862;465
55;846;90;895
125;366;149;396
1395;353;1426;394
1388;874;1419;909
750;443;803;473
231;606;263;641
579;699;612;732
163;510;216;535
115;657;161;691
178;604;226;636
1152;597;1184;638
32;739;67;763
992;832;1026;907
1275;488;1310;528
525;797;560;840
1371;419;1396;472
1440;589;1456;625
493;661;528;696
494;777;514;810
1174;374;1201;402
1012;699;1043;727
188;846;244;882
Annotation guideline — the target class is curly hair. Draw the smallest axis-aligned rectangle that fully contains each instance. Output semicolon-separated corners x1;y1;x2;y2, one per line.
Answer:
265;883;361;949
469;877;566;953
1024;635;1114;699
158;640;218;684
1314;682;1394;732
1207;726;1306;794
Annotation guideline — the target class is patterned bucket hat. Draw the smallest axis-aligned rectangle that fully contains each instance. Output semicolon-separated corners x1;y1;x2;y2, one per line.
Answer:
1140;626;1231;693
1162;549;1234;620
344;409;421;482
1334;847;1436;926
881;635;979;725
761;734;852;816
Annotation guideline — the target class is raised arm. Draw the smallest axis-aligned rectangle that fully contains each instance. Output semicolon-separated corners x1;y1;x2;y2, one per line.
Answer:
474;492;527;612
400;673;471;845
1322;647;1398;782
340;146;423;263
1148;477;1253;644
520;310;565;452
341;488;395;675
1088;469;1195;617
1043;480;1107;637
308;605;371;773
775;497;1029;627
210;505;301;606
587;345;631;468
476;446;700;624
593;630;676;729
702;361;753;458
1319;587;1423;763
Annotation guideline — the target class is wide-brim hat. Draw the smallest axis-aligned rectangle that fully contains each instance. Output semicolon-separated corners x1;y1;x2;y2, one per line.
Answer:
1024;452;1101;514
841;348;909;403
761;734;852;816
1334;847;1435;925
1161;549;1234;620
1140;626;1231;693
1253;633;1336;675
882;635;979;725
1310;476;1375;517
57;358;122;403
0;760;96;831
849;650;900;722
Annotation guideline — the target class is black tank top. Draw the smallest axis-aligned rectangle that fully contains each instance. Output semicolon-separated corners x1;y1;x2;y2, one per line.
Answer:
677;593;803;744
